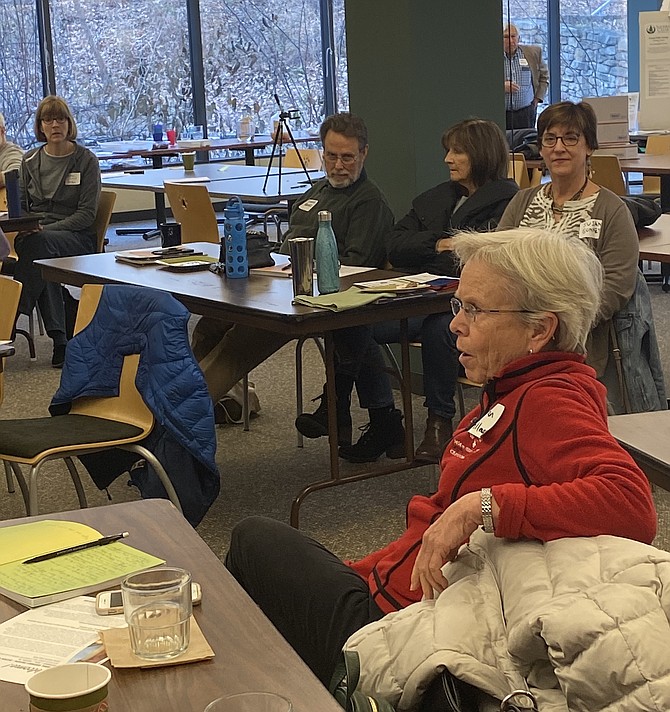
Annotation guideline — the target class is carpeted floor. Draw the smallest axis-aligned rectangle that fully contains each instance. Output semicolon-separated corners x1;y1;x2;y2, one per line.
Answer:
2;222;670;559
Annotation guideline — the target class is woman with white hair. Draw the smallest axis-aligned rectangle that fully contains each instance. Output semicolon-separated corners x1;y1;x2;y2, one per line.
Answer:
0;112;23;186
225;227;657;688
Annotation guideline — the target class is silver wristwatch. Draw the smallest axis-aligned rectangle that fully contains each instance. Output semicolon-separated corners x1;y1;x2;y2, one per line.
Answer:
480;487;495;534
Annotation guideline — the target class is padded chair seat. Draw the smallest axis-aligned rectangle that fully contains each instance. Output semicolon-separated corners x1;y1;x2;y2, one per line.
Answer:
0;414;144;459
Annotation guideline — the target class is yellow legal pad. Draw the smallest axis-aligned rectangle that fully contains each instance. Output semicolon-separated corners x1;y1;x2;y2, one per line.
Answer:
0;520;165;608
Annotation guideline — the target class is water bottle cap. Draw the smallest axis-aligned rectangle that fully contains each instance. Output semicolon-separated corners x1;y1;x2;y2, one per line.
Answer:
318;210;332;221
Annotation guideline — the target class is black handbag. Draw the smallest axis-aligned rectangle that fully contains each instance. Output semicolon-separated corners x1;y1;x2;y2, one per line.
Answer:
418;669;480;712
246;230;276;269
330;651;395;712
419;669;539;712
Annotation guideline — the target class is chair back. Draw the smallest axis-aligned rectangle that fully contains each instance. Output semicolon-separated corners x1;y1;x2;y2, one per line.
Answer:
93;190;116;252
68;284;153;432
164;181;220;244
642;135;670;194
590;154;626;195
0;275;21;340
0;187;18;261
284;148;323;170
508;153;530;189
0;276;21;406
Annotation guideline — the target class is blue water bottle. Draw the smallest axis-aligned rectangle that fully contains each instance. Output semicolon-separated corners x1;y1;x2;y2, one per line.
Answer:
4;169;21;218
223;196;248;278
315;210;340;294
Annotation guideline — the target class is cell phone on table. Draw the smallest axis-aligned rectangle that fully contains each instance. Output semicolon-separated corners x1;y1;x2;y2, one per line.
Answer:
95;582;202;615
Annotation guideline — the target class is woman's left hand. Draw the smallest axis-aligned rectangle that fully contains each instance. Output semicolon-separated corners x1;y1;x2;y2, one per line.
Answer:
410;492;482;599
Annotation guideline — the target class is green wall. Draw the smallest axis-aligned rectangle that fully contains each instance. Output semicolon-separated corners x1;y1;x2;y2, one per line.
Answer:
344;0;504;218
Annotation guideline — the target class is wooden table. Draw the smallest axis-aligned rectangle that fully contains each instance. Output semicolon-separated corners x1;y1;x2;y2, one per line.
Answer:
36;246;454;526
609;411;670;491
638;214;670;263
102;165;322;226
94;134;320;169
620;154;670;213
0;214;42;233
0;500;341;712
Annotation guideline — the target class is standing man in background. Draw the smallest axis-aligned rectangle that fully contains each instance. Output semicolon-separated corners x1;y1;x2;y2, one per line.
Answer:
503;23;549;130
0;113;23;186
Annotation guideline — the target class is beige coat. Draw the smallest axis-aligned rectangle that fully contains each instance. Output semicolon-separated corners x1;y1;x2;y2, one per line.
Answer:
345;529;670;711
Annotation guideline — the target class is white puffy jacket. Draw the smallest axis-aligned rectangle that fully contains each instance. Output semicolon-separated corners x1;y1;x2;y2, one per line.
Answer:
345;529;670;711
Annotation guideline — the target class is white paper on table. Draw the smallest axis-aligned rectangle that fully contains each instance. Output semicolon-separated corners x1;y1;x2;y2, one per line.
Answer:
0;596;127;684
338;265;375;277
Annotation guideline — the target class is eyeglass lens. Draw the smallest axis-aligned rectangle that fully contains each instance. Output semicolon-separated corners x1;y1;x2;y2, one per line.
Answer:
541;134;579;147
324;152;357;166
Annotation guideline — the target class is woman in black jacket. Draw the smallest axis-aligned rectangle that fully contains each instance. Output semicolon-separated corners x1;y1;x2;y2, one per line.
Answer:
296;119;518;464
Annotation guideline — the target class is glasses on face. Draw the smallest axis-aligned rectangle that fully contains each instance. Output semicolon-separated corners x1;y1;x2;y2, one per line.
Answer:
41;116;67;125
541;133;580;148
323;151;359;167
450;297;534;322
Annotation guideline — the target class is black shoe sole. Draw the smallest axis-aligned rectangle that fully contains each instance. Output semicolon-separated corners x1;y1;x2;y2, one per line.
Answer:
294;414;329;439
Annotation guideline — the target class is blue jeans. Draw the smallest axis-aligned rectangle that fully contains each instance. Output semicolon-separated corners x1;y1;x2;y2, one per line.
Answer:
15;228;96;342
333;311;459;420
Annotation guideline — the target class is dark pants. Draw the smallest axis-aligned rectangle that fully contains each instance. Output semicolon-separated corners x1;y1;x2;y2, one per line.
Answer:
225;516;384;686
506;103;537;130
14;229;95;344
334;311;460;420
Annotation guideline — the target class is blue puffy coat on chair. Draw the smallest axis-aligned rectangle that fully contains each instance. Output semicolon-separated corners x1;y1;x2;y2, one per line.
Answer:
50;284;220;526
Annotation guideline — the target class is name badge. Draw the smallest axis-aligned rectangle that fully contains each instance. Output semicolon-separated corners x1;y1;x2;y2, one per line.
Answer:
65;172;81;186
579;219;602;241
467;403;505;439
519;58;529;67
298;198;318;212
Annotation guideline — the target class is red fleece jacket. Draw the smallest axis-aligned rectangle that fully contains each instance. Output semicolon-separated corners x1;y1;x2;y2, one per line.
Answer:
349;352;657;614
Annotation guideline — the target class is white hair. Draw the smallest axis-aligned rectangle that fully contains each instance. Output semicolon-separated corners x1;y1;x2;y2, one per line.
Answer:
451;228;604;354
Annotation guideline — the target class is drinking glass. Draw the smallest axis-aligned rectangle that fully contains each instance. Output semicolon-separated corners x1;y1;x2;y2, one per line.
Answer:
192;125;204;141
121;567;192;660
204;692;293;712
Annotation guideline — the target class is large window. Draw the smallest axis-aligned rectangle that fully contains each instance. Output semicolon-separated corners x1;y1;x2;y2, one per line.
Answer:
0;0;345;145
50;0;191;141
504;0;629;102
0;0;42;146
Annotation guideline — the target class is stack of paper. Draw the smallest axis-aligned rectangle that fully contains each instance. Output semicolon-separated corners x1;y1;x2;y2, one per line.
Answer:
0;520;165;608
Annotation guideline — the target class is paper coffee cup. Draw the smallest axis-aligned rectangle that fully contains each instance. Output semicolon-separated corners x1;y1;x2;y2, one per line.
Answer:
182;152;196;171
26;663;111;712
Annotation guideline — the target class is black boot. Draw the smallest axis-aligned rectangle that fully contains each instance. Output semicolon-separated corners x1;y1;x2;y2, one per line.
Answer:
295;378;353;446
414;411;453;464
339;406;405;463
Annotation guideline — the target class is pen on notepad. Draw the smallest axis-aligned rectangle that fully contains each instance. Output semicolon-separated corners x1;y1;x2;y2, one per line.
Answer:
23;532;129;564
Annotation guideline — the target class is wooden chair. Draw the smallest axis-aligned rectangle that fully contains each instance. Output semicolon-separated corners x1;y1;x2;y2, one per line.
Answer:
93;190;117;252
642;135;670;194
590;154;626;195
508;153;530;189
0;275;21;410
284;147;323;171
164;181;220;244
0;284;182;516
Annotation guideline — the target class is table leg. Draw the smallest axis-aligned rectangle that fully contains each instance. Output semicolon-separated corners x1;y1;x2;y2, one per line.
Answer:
244;147;255;166
289;322;421;529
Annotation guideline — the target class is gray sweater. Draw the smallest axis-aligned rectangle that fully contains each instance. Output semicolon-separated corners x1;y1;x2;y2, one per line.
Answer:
498;185;639;376
20;142;101;236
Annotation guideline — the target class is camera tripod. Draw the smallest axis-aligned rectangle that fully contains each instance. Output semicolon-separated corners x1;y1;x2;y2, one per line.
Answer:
262;94;313;195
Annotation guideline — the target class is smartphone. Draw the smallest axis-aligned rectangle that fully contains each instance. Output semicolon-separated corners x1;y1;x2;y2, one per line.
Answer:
95;582;201;615
151;247;194;256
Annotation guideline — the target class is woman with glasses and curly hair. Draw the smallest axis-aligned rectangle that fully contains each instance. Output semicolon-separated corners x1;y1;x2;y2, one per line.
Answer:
15;95;101;367
498;100;665;412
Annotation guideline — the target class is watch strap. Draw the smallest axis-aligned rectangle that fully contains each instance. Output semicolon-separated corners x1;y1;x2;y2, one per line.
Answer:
481;487;495;534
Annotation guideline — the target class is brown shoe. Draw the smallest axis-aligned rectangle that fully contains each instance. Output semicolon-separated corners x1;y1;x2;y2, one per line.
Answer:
414;412;453;464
